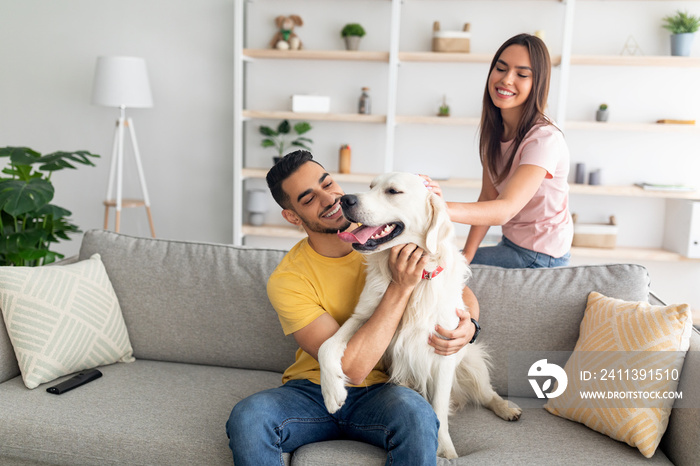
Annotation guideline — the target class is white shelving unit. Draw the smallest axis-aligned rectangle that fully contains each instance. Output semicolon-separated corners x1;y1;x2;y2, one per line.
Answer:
233;0;700;261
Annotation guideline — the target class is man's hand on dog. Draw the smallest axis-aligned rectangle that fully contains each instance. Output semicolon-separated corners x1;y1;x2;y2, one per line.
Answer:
388;243;429;290
429;308;475;356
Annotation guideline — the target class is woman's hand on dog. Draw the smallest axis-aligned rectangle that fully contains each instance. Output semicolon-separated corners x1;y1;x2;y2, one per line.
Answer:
418;174;443;198
429;308;475;356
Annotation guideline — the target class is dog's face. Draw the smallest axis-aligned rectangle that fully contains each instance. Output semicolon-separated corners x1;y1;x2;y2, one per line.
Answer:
338;172;452;255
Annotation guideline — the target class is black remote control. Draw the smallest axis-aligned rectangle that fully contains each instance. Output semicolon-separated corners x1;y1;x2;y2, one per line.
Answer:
46;369;102;395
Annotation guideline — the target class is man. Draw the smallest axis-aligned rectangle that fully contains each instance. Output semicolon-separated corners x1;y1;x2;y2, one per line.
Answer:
226;150;479;465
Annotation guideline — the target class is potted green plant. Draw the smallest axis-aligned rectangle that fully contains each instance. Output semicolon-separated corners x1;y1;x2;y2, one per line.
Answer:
662;10;700;56
438;95;450;117
259;120;313;164
596;103;609;122
0;146;100;266
341;23;366;51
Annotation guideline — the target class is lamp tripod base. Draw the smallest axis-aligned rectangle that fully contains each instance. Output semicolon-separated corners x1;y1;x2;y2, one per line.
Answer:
103;199;156;238
104;113;156;238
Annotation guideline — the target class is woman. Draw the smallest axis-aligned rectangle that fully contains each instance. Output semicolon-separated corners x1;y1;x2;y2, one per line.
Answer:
425;33;573;268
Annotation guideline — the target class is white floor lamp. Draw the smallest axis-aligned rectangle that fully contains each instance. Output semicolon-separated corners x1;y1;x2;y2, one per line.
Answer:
91;56;156;237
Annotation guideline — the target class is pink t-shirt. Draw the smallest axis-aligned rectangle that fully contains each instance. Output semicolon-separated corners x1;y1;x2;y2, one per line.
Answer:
492;122;573;258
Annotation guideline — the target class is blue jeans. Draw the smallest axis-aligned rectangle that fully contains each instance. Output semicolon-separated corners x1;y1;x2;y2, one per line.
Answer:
226;379;439;466
471;236;570;268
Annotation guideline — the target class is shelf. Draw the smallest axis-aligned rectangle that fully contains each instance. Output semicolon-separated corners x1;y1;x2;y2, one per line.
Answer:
242;224;305;239
242;110;386;124
244;48;700;68
242;169;699;200
569;183;699;200
399;52;493;63
241;225;698;263
569;55;700;68
565;120;699;133
242;168;379;185
243;49;389;62
243;110;698;134
395;115;480;126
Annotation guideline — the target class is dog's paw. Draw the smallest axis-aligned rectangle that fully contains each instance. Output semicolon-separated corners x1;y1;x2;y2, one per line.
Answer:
321;373;348;414
496;401;522;421
437;443;458;459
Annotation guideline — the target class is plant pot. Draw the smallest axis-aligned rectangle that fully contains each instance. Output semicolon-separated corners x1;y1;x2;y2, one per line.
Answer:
596;109;609;122
344;36;361;51
670;33;695;57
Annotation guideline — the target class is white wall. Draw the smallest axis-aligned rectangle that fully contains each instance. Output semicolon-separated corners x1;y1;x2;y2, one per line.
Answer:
1;0;699;313
0;0;234;248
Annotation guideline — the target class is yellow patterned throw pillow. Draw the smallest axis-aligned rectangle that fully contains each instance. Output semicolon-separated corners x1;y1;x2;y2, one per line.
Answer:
0;254;134;389
544;291;692;458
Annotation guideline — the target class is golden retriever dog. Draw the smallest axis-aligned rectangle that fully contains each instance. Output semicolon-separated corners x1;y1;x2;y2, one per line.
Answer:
318;172;521;459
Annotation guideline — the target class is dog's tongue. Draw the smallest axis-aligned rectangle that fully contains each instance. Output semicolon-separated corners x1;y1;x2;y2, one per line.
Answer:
338;224;384;245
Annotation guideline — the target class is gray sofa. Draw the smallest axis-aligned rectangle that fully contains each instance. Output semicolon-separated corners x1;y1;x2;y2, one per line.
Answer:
0;229;698;465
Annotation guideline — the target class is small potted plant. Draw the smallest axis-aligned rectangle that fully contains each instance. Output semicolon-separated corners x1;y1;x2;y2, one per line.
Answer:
596;103;609;122
662;10;700;56
438;95;450;117
341;23;366;51
259;120;313;164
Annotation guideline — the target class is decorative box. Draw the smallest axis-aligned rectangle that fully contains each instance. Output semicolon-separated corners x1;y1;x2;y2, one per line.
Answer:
291;95;330;113
432;21;471;53
572;215;618;249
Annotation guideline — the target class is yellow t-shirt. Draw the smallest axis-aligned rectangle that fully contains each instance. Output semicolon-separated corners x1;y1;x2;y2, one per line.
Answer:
267;238;389;386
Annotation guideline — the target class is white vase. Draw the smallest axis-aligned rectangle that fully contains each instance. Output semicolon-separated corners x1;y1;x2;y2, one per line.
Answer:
670;32;695;57
344;36;361;51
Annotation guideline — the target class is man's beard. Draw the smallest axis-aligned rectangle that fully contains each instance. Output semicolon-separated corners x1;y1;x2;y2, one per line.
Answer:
302;217;352;235
295;203;352;235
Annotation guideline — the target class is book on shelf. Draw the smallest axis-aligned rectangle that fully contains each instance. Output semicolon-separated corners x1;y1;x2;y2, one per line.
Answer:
635;182;696;192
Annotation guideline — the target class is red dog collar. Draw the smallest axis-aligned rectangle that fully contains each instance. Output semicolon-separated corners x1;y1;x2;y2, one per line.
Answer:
422;266;444;280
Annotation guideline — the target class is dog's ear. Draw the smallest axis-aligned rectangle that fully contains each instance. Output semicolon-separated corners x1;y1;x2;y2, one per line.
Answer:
290;15;303;26
424;193;452;255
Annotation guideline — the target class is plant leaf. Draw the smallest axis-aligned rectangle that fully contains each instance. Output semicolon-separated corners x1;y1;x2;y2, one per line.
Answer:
259;126;277;136
277;120;291;134
0;178;54;216
0;147;41;166
293;122;312;135
38;150;99;172
261;139;276;148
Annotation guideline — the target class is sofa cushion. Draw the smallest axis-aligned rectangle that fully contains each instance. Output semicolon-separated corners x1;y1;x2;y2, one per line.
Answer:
0;360;284;465
290;397;673;465
544;291;693;458
0;360;672;466
78;230;297;374
0;254;134;389
467;264;651;395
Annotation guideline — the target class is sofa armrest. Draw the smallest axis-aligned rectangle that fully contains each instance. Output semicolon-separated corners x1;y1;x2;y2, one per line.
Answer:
660;327;700;465
648;290;666;306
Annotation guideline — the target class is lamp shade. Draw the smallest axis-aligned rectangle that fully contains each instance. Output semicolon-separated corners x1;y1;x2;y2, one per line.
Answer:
91;56;153;108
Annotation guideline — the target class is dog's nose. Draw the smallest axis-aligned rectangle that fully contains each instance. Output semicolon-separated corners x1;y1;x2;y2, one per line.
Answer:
340;195;357;210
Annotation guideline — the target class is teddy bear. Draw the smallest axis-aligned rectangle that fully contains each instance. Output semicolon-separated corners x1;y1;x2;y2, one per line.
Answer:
269;15;304;50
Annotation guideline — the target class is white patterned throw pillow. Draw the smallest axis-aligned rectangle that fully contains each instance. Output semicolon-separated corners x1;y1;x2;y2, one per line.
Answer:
0;254;134;389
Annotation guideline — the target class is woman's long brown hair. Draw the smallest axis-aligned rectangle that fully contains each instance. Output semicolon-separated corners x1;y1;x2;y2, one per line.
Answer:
479;33;552;185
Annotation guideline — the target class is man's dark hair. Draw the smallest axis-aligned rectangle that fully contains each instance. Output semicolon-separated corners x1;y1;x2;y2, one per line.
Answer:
266;150;323;209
